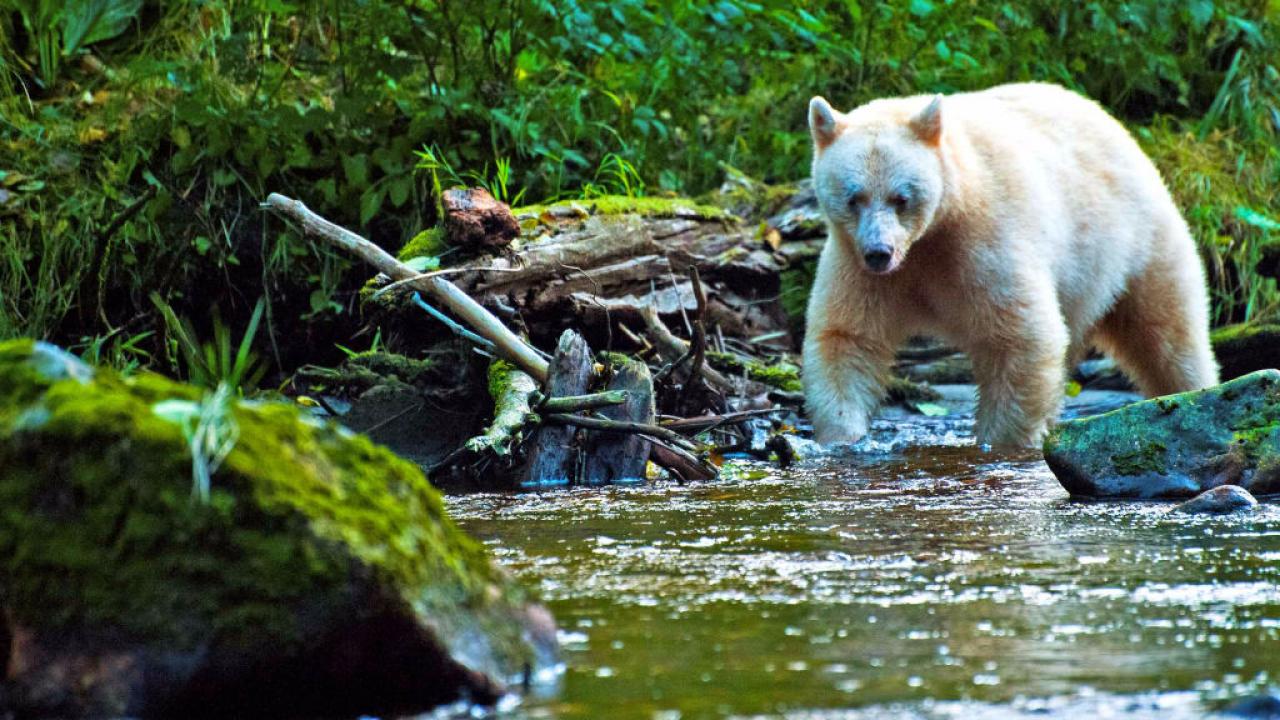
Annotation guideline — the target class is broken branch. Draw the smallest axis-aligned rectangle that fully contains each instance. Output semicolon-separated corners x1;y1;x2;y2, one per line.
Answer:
540;390;629;414
262;193;550;383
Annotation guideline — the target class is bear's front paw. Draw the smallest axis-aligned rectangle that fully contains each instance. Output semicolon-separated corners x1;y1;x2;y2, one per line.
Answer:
812;420;868;447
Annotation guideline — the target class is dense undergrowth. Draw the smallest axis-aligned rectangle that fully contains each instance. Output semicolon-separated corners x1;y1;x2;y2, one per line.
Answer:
1;0;1278;381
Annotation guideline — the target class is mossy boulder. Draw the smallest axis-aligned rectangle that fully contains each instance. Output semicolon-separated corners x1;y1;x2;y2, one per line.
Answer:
0;340;556;718
1043;370;1280;499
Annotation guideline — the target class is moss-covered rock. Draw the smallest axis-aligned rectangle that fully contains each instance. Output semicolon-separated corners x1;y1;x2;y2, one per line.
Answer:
1043;370;1280;498
0;340;556;718
1212;322;1280;381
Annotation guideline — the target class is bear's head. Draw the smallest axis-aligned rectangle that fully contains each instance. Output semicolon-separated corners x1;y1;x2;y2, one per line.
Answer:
809;94;945;275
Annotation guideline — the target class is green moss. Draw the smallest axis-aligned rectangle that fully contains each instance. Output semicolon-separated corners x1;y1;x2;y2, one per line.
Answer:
700;180;803;221
513;195;734;223
396;225;447;261
469;359;538;457
0;339;535;666
1110;441;1168;476
707;351;802;392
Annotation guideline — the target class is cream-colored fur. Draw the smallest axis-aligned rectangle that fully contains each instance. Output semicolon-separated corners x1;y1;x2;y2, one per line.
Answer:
803;82;1219;448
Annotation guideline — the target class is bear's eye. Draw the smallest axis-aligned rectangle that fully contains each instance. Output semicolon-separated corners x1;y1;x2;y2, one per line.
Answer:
847;193;867;211
889;193;910;210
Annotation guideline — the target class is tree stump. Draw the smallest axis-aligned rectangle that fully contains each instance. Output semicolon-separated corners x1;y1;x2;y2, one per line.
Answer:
582;359;655;485
519;330;592;487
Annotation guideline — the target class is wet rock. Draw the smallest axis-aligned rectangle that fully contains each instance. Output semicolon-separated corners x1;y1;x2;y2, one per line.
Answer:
0;339;556;718
1171;485;1259;514
1043;370;1280;498
442;187;520;249
1073;356;1133;391
1212;322;1280;381
1222;693;1280;718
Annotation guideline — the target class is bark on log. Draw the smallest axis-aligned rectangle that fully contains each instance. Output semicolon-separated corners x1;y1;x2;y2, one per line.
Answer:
519;330;594;487
582;359;655;485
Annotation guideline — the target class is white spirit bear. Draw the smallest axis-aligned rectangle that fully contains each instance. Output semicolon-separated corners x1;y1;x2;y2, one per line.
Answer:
802;83;1218;448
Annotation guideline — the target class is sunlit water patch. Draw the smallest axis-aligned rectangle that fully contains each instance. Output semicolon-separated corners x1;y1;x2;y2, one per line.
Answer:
447;396;1280;719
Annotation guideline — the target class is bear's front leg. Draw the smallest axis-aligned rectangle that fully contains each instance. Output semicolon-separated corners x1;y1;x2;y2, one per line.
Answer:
802;326;894;446
970;301;1070;449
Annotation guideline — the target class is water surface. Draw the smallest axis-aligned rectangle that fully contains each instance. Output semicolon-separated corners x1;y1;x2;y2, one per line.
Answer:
448;392;1280;718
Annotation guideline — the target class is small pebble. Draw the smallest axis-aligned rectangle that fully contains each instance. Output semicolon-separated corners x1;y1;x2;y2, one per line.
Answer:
1171;485;1258;515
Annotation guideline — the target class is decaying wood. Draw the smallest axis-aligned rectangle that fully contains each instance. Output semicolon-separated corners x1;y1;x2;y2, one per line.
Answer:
583;359;655;484
541;390;628;414
642;306;735;393
545;413;716;481
442;187;520;250
661;408;781;433
678;266;709;409
464;367;538;458
262;193;550;383
520;331;594;486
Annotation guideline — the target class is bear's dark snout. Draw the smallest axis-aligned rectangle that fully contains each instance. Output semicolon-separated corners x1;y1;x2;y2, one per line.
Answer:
863;246;893;272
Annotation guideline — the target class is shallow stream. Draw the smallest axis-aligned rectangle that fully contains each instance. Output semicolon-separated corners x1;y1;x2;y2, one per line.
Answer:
448;389;1280;719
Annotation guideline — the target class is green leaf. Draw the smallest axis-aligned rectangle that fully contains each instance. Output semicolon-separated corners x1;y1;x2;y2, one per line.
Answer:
1235;206;1280;232
1065;380;1083;398
909;0;934;17
1188;0;1214;29
359;188;384;225
343;154;370;187
61;0;142;54
402;255;441;272
909;401;949;417
387;175;412;208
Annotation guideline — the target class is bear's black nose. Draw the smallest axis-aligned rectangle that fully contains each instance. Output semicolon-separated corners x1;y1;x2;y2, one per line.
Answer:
864;246;893;272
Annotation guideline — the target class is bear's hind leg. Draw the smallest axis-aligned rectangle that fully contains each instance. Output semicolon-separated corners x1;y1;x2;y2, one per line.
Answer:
1092;245;1219;397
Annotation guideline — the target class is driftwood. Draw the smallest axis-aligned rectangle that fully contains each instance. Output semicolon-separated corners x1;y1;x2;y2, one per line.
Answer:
262;193;550;383
520;330;594;486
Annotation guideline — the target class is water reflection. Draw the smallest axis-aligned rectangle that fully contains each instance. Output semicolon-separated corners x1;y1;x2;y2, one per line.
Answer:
449;425;1280;719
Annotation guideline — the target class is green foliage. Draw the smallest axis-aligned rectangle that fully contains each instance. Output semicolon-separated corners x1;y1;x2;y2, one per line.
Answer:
150;293;267;393
3;0;141;86
1;0;1278;368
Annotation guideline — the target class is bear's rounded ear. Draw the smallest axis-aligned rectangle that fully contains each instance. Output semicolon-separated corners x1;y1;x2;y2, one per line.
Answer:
809;96;841;149
910;94;943;145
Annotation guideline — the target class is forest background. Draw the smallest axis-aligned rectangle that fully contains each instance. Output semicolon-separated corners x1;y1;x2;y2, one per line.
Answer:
1;0;1277;384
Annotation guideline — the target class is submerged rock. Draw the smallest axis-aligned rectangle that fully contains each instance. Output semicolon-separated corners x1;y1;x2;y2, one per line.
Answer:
1171;485;1259;514
1222;693;1280;718
1043;370;1280;498
0;340;556;718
